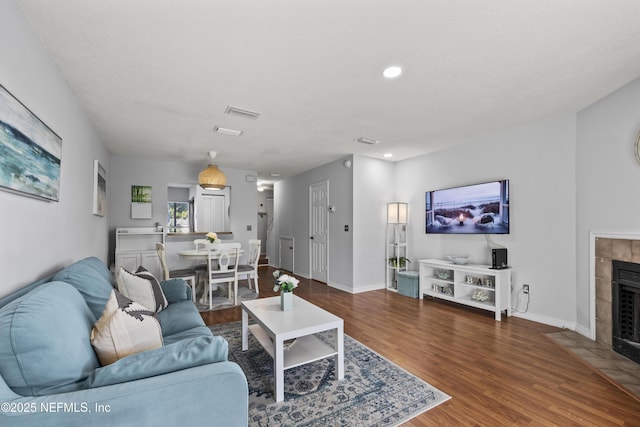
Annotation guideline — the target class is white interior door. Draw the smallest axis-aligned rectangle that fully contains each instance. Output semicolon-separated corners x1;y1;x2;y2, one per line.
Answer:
309;181;328;283
201;194;226;231
279;236;294;272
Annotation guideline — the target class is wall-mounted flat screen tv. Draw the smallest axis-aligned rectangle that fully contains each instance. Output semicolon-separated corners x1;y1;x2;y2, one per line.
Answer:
425;180;509;234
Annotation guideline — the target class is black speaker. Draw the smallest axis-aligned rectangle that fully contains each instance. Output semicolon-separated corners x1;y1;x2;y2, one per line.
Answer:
491;248;508;269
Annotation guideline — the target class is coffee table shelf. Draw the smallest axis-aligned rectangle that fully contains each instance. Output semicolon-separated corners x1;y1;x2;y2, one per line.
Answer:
248;324;338;370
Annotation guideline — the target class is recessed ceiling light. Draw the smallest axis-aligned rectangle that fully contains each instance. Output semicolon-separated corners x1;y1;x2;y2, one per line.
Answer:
213;126;243;136
383;66;402;79
384;153;393;158
270;173;281;177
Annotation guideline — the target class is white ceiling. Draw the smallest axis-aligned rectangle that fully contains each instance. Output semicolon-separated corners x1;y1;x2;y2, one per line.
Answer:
18;0;640;182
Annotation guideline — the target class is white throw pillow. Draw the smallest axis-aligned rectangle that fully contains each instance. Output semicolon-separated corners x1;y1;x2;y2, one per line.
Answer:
116;267;168;312
91;290;163;366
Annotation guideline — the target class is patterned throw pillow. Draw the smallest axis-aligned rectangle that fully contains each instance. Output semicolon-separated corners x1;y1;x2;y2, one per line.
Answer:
91;290;163;366
116;266;168;312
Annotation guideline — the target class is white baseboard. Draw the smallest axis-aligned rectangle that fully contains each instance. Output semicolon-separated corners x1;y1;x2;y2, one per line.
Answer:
514;312;593;340
574;323;594;340
327;281;352;293
511;311;577;331
352;283;386;294
293;270;310;279
326;281;386;294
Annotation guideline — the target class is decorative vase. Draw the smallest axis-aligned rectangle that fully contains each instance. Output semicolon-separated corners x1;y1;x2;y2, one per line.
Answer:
280;291;292;311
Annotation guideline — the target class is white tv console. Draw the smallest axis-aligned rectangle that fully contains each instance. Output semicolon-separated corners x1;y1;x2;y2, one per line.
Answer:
418;259;511;321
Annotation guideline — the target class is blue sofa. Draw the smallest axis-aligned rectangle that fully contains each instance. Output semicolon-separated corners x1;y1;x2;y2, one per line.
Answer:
0;257;248;426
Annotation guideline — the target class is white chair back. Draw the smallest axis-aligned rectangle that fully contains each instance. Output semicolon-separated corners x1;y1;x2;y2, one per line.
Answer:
156;242;170;281
208;242;240;272
236;240;261;295
207;242;241;307
194;238;216;251
247;239;261;266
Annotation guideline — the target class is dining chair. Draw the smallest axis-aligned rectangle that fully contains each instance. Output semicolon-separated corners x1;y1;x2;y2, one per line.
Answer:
193;238;211;251
193;238;214;302
156;243;197;302
207;242;241;308
237;239;261;295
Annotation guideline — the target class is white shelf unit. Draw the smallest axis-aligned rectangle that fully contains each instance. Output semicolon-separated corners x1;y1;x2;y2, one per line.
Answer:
418;258;511;321
386;223;408;291
115;227;165;278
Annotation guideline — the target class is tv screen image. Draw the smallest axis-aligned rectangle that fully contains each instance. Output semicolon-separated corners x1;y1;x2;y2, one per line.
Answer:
425;180;509;234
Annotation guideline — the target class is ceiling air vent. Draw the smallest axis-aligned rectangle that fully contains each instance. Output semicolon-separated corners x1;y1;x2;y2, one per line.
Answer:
224;106;260;120
356;137;380;145
213;126;243;136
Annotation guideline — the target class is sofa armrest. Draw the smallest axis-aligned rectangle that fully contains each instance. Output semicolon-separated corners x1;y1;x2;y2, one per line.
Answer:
0;362;248;427
0;372;21;402
160;278;192;303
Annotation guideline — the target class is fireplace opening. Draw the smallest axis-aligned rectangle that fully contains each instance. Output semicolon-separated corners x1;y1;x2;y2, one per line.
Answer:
612;260;640;364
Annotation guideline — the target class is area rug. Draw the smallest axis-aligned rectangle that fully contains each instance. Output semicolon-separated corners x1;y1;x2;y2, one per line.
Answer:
209;322;451;426
196;285;258;312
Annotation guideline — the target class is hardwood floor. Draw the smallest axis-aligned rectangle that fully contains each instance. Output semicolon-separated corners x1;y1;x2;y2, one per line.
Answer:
201;266;640;426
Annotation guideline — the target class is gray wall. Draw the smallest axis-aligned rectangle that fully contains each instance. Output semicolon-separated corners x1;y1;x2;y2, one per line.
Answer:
353;155;395;292
396;115;577;328
272;156;354;290
0;0;110;296
576;77;640;333
275;113;580;329
273;154;394;293
109;154;258;268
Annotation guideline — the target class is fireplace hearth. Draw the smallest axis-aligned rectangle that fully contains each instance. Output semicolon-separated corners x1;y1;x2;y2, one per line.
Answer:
612;260;640;364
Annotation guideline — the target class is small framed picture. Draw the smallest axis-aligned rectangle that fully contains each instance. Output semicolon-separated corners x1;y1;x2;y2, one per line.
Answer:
92;159;106;216
131;185;152;219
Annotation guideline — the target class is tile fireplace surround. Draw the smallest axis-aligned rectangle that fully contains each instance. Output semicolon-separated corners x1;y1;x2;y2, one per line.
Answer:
594;237;640;349
546;236;640;400
571;236;640;399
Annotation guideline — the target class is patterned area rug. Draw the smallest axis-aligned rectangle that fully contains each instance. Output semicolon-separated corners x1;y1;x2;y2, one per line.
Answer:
196;285;258;312
209;322;450;426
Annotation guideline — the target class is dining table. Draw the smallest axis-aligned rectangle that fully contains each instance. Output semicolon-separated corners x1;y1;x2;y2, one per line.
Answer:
177;248;245;260
177;247;245;305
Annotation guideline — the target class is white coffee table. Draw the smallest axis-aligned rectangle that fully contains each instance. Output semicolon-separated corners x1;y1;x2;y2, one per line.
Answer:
241;295;344;402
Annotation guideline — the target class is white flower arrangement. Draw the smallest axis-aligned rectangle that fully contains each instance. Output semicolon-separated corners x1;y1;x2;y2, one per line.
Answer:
206;232;217;243
272;270;300;293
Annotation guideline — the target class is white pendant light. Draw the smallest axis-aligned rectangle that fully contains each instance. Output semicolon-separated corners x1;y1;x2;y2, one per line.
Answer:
198;151;227;190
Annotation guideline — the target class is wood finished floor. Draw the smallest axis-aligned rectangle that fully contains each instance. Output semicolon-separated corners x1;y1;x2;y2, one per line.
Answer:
201;266;640;426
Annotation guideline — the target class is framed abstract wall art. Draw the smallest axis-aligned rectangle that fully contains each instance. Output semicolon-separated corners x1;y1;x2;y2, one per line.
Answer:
93;159;106;216
0;85;62;201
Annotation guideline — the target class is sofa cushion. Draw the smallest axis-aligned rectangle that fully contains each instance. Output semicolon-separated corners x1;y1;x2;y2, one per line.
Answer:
84;335;228;388
161;278;192;303
156;300;206;337
116;267;168;312
162;325;214;346
0;281;100;396
91;290;163;366
52;256;114;319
